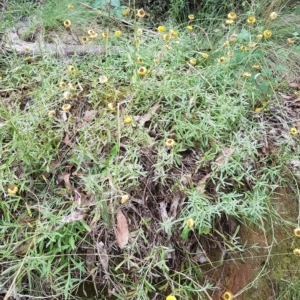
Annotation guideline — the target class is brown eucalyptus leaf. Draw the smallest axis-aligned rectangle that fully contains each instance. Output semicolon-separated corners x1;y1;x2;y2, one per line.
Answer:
115;209;129;249
138;103;160;126
215;148;235;165
83;110;97;122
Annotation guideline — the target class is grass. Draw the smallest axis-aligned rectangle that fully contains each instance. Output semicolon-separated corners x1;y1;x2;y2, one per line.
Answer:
0;0;300;299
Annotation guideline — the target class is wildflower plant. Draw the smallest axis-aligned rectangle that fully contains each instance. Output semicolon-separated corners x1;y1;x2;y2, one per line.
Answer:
1;1;300;299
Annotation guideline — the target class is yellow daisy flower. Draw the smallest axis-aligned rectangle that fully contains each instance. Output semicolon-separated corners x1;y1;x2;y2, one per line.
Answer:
166;296;177;300
122;7;130;16
48;110;56;118
188;14;195;20
249;42;257;48
227;12;237;20
63;20;72;28
59;81;67;89
137;8;146;18
107;103;116;111
169;29;178;38
240;45;247;51
121;194;130;204
63;91;72;100
257;34;263;40
243;72;252;78
135;39;141;45
223;41;230;47
287;38;295;45
165;138;175;147
263;30;272;38
165;44;171;50
252;64;260;71
137;57;143;63
294;228;300;237
115;30;122;37
255;107;263;113
218;56;226;63
269;12;278;20
290;127;298;135
229;34;238;42
189;58;197;66
225;19;234;25
67;3;74;9
138;67;147;75
186;218;195;228
293;248;300;256
102;32;108;38
62;104;71;112
99;75;108;84
247;16;256;25
124;117;132;124
68;83;76;90
222;291;233;300
201;53;209;59
157;25;165;33
8;186;18;195
68;65;75;73
163;34;170;42
81;36;89;44
187;25;193;31
136;28;143;35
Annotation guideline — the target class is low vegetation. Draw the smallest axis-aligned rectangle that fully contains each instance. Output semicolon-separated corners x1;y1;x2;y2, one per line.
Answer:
0;0;300;299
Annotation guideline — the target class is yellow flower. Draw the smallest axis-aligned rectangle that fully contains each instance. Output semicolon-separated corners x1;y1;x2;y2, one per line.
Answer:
227;12;237;20
255;107;263;113
186;218;195;228
137;8;146;18
243;72;252;78
135;39;141;45
165;44;171;50
48;110;56;118
201;53;209;59
166;295;177;300
107;103;116;111
102;32;108;38
189;58;197;66
252;64;260;71
136;28;143;35
8;186;18;195
227;51;234;57
223;41;230;47
269;12;278;20
124;117;132;124
263;30;272;38
122;7;130;16
229;34;238;42
88;30;95;36
138;67;147;75
62;104;71;112
163;34;170;42
188;14;195;20
24;46;30;51
218;56;226;63
59;81;67;89
290;127;298;135
225;19;234;25
81;36;89;44
169;29;178;38
247;16;256;24
137;57;143;63
68;83;76;90
240;45;247;51
99;75;108;84
121;194;130;204
25;56;32;62
294;228;300;237
222;291;233;300
187;25;193;31
88;30;98;38
153;57;160;63
68;65;75;73
249;42;257;48
67;3;74;9
115;30;121;37
63;20;71;28
165;138;175;147
157;25;165;33
257;34;263;40
293;248;300;256
63;91;72;100
287;38;295;45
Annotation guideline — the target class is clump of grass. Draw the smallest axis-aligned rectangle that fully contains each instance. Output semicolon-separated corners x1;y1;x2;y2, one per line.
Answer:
0;1;300;299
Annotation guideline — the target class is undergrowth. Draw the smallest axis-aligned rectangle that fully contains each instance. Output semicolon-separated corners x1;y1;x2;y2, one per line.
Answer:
0;0;300;299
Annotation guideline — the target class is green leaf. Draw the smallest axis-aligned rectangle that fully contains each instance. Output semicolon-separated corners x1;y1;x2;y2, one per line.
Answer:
111;0;120;7
93;0;107;8
238;29;251;41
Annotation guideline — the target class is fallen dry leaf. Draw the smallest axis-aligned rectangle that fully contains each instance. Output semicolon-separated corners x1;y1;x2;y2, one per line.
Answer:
215;147;235;165
138;103;160;126
115;209;129;249
60;209;87;224
63;174;73;191
83;110;97;122
196;173;212;193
